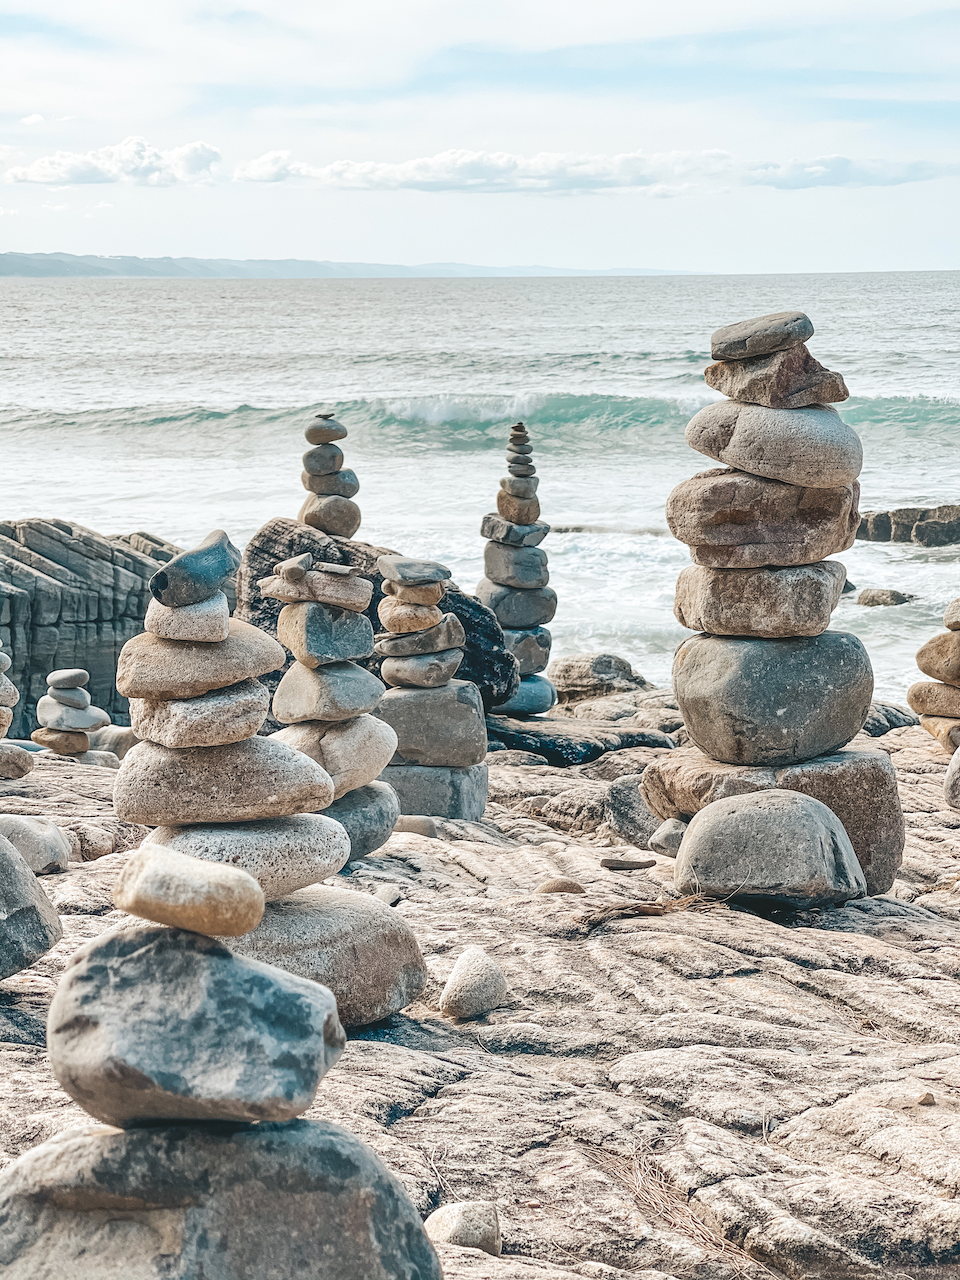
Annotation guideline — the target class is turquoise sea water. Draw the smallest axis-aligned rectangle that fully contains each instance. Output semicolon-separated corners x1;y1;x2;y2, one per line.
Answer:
0;271;958;699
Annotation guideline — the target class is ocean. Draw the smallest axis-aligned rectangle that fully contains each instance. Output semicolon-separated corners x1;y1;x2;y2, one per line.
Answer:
1;270;958;701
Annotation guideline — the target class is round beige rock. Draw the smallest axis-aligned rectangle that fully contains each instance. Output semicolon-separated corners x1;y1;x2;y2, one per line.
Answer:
129;679;270;749
917;633;960;688
0;742;34;780
0;707;12;737
115;845;265;936
381;580;446;606
438;947;508;1019
424;1202;501;1257
144;591;230;643
116;620;285;701
377;597;444;634
908;681;960;718
271;714;397;799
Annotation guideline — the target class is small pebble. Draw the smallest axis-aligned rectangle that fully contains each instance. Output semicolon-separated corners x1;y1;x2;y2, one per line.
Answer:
918;1091;936;1105
424;1201;501;1257
534;877;586;894
393;815;438;838
277;553;312;582
600;857;657;871
374;885;403;906
439;946;508;1018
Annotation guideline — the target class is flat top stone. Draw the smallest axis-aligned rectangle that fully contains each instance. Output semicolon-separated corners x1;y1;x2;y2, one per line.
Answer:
114;844;265;936
711;311;814;361
47;669;90;689
376;555;452;584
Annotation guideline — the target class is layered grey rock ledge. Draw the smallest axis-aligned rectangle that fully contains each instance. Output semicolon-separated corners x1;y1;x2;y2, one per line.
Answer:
858;503;960;546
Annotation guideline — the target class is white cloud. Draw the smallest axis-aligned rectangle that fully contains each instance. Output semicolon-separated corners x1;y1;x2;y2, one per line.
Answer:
5;136;220;186
0;207;18;216
20;114;44;125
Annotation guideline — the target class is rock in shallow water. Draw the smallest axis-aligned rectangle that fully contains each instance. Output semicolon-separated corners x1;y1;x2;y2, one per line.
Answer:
0;834;63;979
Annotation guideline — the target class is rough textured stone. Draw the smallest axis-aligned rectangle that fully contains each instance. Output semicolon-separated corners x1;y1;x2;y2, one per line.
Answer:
439;947;508;1019
114;737;334;824
548;652;652;704
945;598;960;630
486;714;671;766
116;620;285;701
374;613;466;657
704;345;849;409
378;597;445;633
276;600;374;667
301;442;344;475
129;678;269;749
376;555;451;585
920;713;960;754
0;674;20;708
494;674;557;716
857;588;914;607
258;567;373;612
227;884;428;1026
0;741;34;780
944;750;960;810
475;579;558;629
0;815;70;874
379;681;487;767
908;681;960;718
917;632;960;688
35;696;110;732
425;1204;502;1260
271;714;398;799
710;309;814;360
0;1120;440;1280
649;817;688;856
675;790;867;908
502;626;551;675
534;877;586;894
380;764;488;821
48;926;344;1125
483;542;549;590
325;781;401;858
0;833;62;978
497;490;541;524
640;744;903;896
685;401;861;488
501;474;539;497
674;631;873;767
87;724;139;759
114;845;265;936
298;494;362;538
301;466;359;497
30;727;89;755
480;513;550;547
666;468;861;569
144;591;230;642
603;774;662;846
381;648;464;688
272;659;385;723
382;579;447;606
149;529;241;607
674;561;845;638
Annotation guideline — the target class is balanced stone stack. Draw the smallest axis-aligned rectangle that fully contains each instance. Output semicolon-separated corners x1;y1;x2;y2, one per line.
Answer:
908;602;960;757
0;642;33;780
0;843;441;1278
297;410;362;539
30;667;114;765
476;421;558;715
264;552;401;858
375;555;489;819
641;311;904;900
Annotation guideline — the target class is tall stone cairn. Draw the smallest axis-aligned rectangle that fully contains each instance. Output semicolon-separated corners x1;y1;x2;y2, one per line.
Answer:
30;667;113;766
476;421;558;716
297;410;362;539
640;310;905;898
0;641;33;780
375;555;489;820
909;601;960;803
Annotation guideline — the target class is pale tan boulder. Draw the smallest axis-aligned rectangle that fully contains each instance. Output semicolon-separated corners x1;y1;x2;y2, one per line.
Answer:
129;679;269;748
257;568;372;612
0;741;34;780
382;580;446;606
916;632;960;688
117;620;285;701
144;592;230;643
674;561;845;637
271;714;397;799
114;845;265;936
907;681;960;717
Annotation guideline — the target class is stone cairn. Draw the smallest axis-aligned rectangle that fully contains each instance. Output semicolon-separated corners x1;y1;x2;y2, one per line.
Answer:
0;642;33;780
0;841;441;1275
30;667;113;764
375;555;489;820
476;422;558;716
909;602;960;803
640;310;905;905
262;551;402;858
297;410;362;539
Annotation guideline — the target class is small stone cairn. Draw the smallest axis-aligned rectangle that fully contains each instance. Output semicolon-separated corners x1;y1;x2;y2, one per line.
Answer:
908;604;960;758
30;667;115;765
0;642;33;780
263;552;401;857
0;843;441;1276
297;410;362;538
375;555;489;819
476;422;558;716
641;310;905;903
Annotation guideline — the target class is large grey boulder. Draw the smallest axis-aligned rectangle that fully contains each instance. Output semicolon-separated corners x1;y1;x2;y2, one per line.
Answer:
674;790;867;908
48;926;345;1127
0;814;71;874
710;309;814;360
674;561;846;638
325;781;401;858
673;631;873;766
0;834;62;979
0;1120;442;1279
378;680;487;767
546;651;653;704
380;764;488;821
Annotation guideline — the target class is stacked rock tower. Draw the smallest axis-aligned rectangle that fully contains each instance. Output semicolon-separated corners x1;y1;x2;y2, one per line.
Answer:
476;421;558;715
0;642;33;780
30;668;111;762
297;410;362;539
643;310;905;898
908;605;960;758
375;555;489;820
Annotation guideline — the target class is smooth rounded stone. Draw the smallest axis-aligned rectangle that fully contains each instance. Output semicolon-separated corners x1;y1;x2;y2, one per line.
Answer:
917;632;960;687
602;774;661;846
710;309;814;361
704;345;849;409
0;742;34;780
534;877;585;894
502;626;551;675
48;926;344;1126
476;578;558;628
497;490;541;524
298;493;362;538
45;684;91;709
87;724;139;760
666;468;860;569
381;578;446;605
227;884;428;1026
31;727;90;755
920;714;960;755
946;750;960;809
376;554;452;585
674;561;846;638
685;401;861;488
424;1201;502;1257
480;512;550;547
0;650;10;673
858;588;914;607
301;442;344;475
325;781;401;857
501;474;539;497
493;673;557;715
378;680;487;767
640;743;903;896
145;591;230;643
393;814;438;837
272;660;385;724
0;1120;441;1280
0;834;62;979
377;597;445;633
144;814;351;900
271;714;398;799
129;678;269;749
149;529;241;608
46;667;89;689
908;681;960;718
484;542;549;590
945;599;960;630
374;612;465;657
0;815;70;874
117;620;286;701
276;600;375;667
379;764;487;820
381;648;464;688
675;631;873;767
649;817;688;857
114;737;335;824
505;450;531;466
35;696;110;732
508;466;536;480
674;790;867;908
438;946;508;1019
301;467;359;497
0;706;11;736
59;749;120;770
259;567;373;612
115;845;264;936
304;413;348;443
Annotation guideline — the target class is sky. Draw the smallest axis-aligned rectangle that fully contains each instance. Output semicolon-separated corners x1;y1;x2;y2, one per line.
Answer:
0;0;958;272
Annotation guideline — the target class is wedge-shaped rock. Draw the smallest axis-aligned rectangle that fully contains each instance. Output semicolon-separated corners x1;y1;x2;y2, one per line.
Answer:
483;542;549;589
48;926;344;1126
502;625;551;674
117;620;285;701
114;845;265;936
374;612;465;656
379;680;488;767
674;561;846;637
917;632;960;688
704;345;849;409
114;736;334;824
480;513;550;546
380;763;488;820
271;714;398;799
0;834;62;980
149;529;241;607
710;309;814;361
325;782;401;858
920;714;960;754
129;678;269;748
144;591;230;642
475;579;558;628
258;567;372;612
276;601;374;667
272;660;385;724
381;648;463;688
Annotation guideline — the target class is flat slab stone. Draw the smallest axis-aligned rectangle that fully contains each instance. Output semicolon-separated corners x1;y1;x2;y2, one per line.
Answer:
494;674;557;716
149;529;241;608
48;926;344;1126
374;613;465;657
917;632;960;688
674;631;873;767
116;620;285;701
908;681;960;718
378;680;488;767
674;561;846;638
114;845;265;936
480;513;550;547
475;579;558;629
258;568;372;612
0;833;63;979
376;555;452;585
704;346;849;410
145;591;230;643
46;668;89;689
271;714;398;799
129;678;270;749
45;684;91;709
502;626;552;675
114;736;334;824
272;660;385;724
710;309;814;361
325;781;401;858
35;697;110;732
381;648;464;688
380;763;489;821
276;600;374;667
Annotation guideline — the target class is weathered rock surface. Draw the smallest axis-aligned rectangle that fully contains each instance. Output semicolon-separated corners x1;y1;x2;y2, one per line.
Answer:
0;834;62;979
272;659;385;723
144;591;230;642
711;309;814;360
857;587;914;607
917;631;960;687
381;648;464;688
909;681;960;718
494;674;557;716
0;742;33;780
129;678;270;748
272;714;398;799
674;560;846;638
480;513;550;547
547;652;653;705
375;613;466;657
381;764;489;821
116;620;285;701
0;815;70;875
439;947;509;1019
603;774;662;846
704;346;848;409
502;626;551;675
475;579;558;629
113;845;265;935
858;503;960;547
325;781;401;858
920;713;960;754
298;492;363;537
486;714;673;767
380;681;488;767
483;543;550;590
425;1201;502;1256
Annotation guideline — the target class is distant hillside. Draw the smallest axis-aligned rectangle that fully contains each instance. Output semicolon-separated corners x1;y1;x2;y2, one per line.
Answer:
0;252;683;280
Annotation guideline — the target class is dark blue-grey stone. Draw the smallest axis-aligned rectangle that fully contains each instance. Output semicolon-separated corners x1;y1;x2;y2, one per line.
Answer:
326;781;400;858
301;467;360;498
493;674;556;716
149;530;242;607
480;513;550;547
